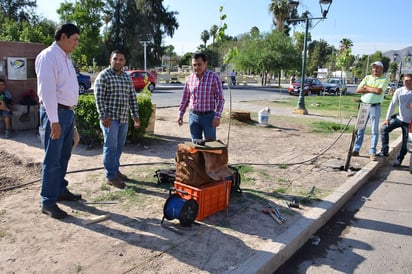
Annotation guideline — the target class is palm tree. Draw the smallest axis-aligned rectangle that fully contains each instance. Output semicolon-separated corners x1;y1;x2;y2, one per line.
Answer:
209;25;218;47
339;38;353;52
209;25;218;67
269;0;290;34
200;30;210;48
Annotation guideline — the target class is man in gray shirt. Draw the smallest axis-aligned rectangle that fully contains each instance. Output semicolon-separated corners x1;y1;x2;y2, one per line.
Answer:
378;73;412;166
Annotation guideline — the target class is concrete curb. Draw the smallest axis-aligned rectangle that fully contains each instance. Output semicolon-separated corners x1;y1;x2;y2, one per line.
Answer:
231;136;402;273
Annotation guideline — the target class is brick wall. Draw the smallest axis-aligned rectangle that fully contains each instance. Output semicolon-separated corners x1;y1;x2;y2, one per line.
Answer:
0;41;47;130
0;41;47;103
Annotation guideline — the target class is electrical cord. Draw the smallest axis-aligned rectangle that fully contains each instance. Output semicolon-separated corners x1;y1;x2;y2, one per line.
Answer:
1;91;354;192
233;115;355;167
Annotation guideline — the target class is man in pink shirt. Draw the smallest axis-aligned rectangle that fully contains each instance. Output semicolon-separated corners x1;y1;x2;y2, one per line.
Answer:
177;52;225;141
35;23;81;219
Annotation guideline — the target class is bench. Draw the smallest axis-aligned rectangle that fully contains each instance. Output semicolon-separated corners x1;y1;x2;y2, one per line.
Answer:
0;104;39;131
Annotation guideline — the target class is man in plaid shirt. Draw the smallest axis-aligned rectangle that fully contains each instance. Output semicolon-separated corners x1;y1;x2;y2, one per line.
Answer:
94;50;140;189
178;52;225;141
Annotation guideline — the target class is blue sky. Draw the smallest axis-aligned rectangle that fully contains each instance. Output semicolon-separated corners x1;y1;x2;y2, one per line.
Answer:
36;0;411;56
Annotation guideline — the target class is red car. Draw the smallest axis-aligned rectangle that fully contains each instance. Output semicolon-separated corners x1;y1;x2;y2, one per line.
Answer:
288;77;324;96
126;70;156;91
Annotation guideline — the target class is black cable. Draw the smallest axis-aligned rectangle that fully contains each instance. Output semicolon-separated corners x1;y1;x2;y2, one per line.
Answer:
0;161;174;192
232;115;354;167
1;109;354;192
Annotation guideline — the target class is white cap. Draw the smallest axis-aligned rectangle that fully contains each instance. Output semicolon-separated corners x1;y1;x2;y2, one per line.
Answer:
371;61;383;67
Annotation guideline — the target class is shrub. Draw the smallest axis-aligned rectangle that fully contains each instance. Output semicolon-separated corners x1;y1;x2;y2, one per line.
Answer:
75;94;102;146
128;90;153;143
75;88;153;146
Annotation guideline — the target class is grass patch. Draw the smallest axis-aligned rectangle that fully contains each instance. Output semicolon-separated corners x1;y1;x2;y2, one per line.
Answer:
269;94;392;118
235;165;254;184
0;229;7;238
274;186;289;194
278;164;288;169
311;121;354;134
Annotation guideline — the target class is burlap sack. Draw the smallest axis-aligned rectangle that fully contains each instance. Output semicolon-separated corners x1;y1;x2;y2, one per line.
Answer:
202;148;232;181
175;143;212;186
175;142;232;186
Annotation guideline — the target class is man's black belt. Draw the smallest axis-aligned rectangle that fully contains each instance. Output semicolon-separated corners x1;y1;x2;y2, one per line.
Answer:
191;110;214;115
363;102;380;106
58;103;74;110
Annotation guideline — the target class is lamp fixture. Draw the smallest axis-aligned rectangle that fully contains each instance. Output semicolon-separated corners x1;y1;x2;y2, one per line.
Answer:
319;0;333;18
287;0;333;114
288;0;299;10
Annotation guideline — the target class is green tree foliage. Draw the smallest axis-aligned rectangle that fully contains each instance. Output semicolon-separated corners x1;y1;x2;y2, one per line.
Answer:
179;52;193;67
75;92;153;146
306;39;334;77
269;0;308;35
351;51;390;81
56;0;105;67
0;0;36;22
234;30;299;84
335;38;353;74
388;61;398;81
293;31;311;54
209;25;218;67
200;30;210;48
103;0;179;69
269;0;291;34
0;0;55;45
339;38;353;51
0;17;55;44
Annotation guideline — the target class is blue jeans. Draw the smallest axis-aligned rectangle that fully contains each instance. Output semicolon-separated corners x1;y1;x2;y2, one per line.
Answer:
354;104;381;154
0;109;12;117
189;111;216;141
40;105;75;207
100;120;128;180
381;117;409;161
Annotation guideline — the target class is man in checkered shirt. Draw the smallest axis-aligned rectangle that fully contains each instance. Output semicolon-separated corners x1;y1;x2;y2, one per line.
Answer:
94;50;140;189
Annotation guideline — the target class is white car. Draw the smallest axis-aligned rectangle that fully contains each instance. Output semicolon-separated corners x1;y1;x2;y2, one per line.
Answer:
322;78;347;95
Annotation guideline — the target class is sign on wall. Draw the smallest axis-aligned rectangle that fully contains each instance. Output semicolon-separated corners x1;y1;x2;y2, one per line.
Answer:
7;57;27;80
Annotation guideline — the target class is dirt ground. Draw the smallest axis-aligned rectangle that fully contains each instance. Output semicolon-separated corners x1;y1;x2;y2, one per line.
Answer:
0;103;373;273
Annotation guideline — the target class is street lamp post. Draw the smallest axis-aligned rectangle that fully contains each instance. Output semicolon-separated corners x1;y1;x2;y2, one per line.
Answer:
140;40;150;71
393;53;411;87
288;0;333;115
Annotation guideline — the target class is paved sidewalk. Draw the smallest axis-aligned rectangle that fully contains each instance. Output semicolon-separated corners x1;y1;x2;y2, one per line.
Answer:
235;136;402;273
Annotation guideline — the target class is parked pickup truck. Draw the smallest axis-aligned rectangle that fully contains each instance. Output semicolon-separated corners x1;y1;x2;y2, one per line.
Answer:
322;78;347;95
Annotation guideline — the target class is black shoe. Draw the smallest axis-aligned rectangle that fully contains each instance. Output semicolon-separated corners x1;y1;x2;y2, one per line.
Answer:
42;205;68;219
377;151;389;157
57;190;82;201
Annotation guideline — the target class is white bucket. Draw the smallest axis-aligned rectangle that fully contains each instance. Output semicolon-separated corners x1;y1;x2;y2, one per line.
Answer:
258;109;269;125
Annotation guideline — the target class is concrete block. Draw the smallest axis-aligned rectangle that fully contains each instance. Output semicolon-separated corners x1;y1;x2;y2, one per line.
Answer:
0;104;39;130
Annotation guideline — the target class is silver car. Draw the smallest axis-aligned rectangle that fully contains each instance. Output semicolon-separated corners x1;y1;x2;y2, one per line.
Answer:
323;78;347;95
